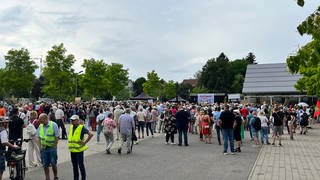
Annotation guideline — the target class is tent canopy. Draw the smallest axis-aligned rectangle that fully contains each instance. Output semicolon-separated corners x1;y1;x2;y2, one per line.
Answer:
168;96;187;102
130;92;155;100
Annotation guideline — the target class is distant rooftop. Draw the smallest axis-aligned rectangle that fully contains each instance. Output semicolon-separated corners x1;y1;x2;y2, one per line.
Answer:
242;63;302;95
182;79;198;87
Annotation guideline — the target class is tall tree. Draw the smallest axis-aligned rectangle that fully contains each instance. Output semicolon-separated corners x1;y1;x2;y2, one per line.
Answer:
3;48;38;97
143;70;162;98
42;43;75;100
163;80;176;100
80;58;107;98
105;63;129;98
245;52;257;64
31;75;45;98
133;77;147;96
287;2;320;97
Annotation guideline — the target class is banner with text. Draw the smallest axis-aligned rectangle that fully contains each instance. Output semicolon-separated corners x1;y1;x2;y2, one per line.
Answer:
197;93;214;104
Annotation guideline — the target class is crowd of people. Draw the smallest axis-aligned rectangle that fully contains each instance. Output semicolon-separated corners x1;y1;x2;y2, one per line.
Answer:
0;100;317;180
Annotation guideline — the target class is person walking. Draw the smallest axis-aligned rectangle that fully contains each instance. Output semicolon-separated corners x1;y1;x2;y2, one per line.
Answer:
258;111;270;145
136;108;146;139
163;110;177;144
55;105;67;139
271;107;284;146
175;106;190;146
37;113;60;180
250;111;261;146
0;117;20;180
26;111;41;167
117;108;135;154
233;110;242;152
102;113;116;154
219;105;235;155
113;105;124;140
95;110;105;143
68;115;93;180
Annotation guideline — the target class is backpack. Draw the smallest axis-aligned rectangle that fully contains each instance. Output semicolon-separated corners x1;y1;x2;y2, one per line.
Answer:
252;117;261;131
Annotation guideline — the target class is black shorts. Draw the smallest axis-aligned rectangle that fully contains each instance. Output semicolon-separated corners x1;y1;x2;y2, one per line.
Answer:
234;130;241;141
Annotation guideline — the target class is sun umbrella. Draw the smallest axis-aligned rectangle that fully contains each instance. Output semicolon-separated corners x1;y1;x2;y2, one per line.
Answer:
298;102;309;107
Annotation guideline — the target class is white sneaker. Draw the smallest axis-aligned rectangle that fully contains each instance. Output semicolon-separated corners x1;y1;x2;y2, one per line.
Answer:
224;152;229;155
165;142;169;145
170;142;176;145
230;152;235;155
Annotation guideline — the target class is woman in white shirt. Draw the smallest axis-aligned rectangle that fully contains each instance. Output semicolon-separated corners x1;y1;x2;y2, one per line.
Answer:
258;111;270;145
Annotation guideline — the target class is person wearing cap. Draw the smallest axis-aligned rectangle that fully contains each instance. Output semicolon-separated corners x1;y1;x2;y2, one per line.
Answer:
69;114;93;180
0;117;20;180
37;113;60;180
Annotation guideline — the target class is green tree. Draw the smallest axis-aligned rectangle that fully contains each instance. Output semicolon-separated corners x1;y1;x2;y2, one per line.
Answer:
198;53;231;92
3;48;38;97
42;43;75;100
143;70;162;98
31;75;45;98
105;63;129;98
133;77;147;96
80;58;107;98
0;69;6;99
163;80;176;99
287;3;320;97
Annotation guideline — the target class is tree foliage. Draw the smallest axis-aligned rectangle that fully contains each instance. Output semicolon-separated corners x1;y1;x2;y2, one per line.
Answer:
143;70;162;98
133;77;147;96
163;80;176;99
105;63;129;98
42;43;75;100
2;48;38;97
197;52;254;93
31;75;45;98
287;3;320;97
80;58;107;98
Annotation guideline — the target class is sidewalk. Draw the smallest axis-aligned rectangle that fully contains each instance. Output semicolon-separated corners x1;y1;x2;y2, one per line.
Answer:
248;125;320;180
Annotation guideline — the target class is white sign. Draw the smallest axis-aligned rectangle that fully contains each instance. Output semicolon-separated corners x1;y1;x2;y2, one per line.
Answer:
197;93;214;104
228;93;240;100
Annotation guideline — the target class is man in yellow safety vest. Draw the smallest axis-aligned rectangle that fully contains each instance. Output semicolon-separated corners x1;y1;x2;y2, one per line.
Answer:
37;113;60;180
68;115;93;180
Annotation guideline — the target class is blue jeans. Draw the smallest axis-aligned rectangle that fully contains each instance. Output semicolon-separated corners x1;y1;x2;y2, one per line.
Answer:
178;129;188;145
96;123;103;142
248;124;253;139
71;152;86;180
222;129;234;153
260;126;269;144
146;122;154;136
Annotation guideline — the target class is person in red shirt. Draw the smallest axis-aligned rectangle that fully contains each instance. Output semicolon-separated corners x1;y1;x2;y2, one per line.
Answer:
0;104;6;117
240;105;249;129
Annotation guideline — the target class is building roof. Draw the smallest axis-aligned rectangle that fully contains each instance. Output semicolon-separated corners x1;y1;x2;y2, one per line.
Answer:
130;92;155;100
242;63;302;95
182;79;198;87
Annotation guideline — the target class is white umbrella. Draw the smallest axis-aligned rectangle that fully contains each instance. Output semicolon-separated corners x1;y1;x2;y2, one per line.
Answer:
298;102;309;107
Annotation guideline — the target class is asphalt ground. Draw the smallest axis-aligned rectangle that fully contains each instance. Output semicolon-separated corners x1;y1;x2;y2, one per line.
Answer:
17;132;260;180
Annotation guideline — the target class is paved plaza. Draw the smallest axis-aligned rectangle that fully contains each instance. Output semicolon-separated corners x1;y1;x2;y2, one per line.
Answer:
4;124;320;180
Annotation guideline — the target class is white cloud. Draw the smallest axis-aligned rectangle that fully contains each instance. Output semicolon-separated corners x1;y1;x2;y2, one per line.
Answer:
0;0;318;81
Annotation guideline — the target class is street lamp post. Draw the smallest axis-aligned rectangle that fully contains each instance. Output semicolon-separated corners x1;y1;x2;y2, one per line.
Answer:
75;71;83;97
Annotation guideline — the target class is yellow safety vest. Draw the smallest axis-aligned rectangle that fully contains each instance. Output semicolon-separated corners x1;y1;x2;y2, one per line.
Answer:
39;121;56;148
68;125;88;153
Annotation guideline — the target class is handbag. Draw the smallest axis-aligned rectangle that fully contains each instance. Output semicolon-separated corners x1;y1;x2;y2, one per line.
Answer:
132;132;137;141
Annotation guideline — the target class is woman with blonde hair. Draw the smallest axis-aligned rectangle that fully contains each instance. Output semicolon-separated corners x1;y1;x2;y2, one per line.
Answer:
27;110;41;167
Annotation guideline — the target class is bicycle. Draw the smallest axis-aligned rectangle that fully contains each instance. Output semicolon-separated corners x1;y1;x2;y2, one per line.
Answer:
6;139;27;180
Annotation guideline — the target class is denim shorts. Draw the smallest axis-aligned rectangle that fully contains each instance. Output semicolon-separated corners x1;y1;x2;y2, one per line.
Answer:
0;154;5;172
251;129;259;138
41;147;58;167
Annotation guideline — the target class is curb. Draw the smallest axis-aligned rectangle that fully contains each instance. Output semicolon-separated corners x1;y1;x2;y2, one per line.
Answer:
247;144;263;180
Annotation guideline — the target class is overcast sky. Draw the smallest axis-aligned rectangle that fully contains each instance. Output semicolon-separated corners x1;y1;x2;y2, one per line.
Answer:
0;0;318;81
